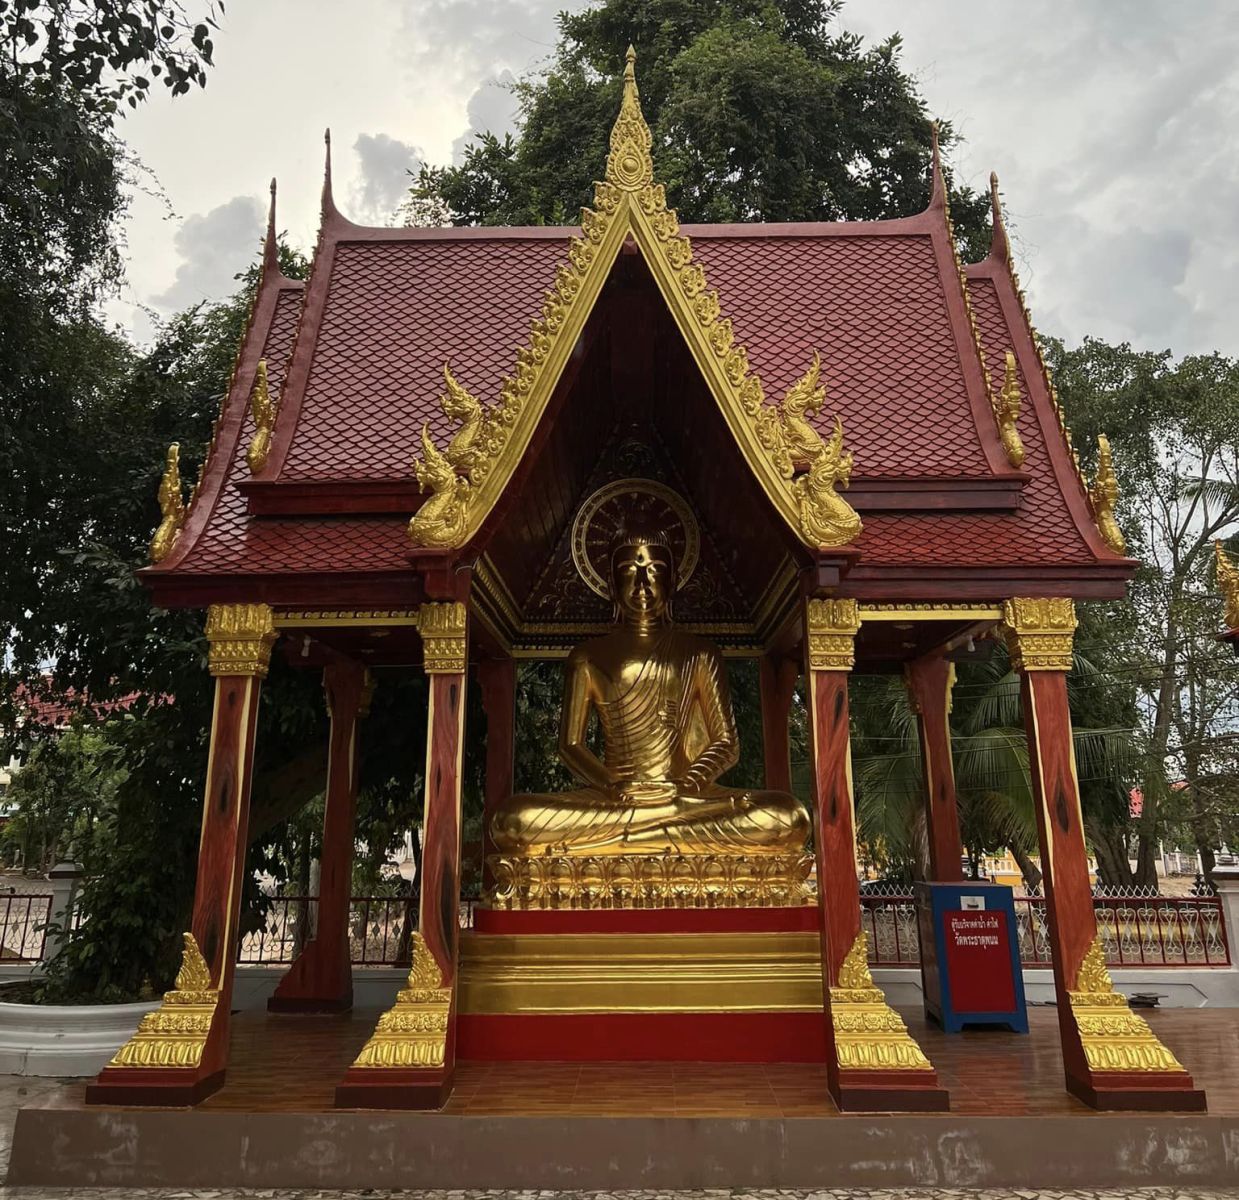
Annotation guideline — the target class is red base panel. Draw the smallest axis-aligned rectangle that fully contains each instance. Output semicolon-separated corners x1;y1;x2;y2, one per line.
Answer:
85;1067;225;1107
1068;1070;1207;1112
473;906;819;934
458;1011;828;1062
335;1066;454;1110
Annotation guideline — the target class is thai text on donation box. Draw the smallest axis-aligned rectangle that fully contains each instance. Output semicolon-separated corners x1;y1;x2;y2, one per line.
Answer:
914;882;1028;1033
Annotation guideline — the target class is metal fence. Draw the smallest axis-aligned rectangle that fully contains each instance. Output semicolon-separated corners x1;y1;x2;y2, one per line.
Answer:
238;895;480;966
863;893;1230;968
0;894;52;962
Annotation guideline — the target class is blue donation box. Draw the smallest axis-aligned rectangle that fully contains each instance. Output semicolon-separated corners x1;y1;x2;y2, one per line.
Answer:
914;881;1028;1034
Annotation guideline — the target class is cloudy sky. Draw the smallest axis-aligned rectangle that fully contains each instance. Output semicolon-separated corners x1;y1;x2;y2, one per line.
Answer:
114;0;1239;358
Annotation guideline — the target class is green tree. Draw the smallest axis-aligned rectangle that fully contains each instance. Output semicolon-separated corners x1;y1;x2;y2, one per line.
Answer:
1048;337;1239;887
1;1;220;693
408;0;989;254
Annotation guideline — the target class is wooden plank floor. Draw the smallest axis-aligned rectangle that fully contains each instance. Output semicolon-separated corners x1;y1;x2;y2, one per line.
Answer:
154;1005;1239;1117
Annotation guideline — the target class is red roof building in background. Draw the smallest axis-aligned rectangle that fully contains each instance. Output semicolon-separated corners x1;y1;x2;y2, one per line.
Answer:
87;51;1204;1118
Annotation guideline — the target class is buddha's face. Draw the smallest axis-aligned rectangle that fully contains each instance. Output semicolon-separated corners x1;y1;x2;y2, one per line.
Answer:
610;540;674;626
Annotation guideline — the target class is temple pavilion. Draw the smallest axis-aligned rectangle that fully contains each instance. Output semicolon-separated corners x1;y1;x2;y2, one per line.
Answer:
85;50;1202;1117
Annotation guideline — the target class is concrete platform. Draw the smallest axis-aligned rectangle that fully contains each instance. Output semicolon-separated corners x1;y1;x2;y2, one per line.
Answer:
9;1007;1237;1190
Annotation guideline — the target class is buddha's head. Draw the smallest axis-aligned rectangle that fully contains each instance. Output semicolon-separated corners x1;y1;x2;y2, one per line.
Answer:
608;516;676;629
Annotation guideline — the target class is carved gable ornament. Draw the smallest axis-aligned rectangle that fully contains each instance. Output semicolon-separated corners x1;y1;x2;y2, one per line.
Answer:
406;47;861;554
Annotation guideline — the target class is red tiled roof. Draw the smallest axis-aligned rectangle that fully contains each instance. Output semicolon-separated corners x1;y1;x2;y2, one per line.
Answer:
146;177;1127;595
689;231;991;477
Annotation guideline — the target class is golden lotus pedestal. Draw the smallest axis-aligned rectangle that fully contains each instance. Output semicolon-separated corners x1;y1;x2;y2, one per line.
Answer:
459;852;827;1062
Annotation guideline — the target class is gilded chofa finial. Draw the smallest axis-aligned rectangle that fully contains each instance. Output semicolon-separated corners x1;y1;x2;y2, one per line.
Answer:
996;350;1025;467
149;443;186;564
1215;541;1239;630
245;360;276;474
606;44;654;191
1089;433;1126;554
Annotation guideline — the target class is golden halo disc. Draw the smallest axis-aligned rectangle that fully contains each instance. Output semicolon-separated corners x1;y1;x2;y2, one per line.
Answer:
570;478;700;599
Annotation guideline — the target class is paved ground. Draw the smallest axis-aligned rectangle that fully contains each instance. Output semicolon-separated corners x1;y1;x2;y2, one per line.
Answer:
0;1076;1235;1199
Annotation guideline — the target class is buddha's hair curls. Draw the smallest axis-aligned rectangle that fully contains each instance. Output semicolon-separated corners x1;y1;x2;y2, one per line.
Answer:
608;509;676;574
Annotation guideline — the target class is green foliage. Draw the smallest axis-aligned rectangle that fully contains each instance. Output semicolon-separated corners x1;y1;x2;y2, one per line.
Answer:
0;727;124;873
409;0;990;256
0;1;219;113
1048;337;1239;885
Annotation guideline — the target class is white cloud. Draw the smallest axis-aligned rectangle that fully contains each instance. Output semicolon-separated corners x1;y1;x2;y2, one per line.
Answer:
350;133;425;224
151;194;265;314
452;70;519;164
115;0;1239;358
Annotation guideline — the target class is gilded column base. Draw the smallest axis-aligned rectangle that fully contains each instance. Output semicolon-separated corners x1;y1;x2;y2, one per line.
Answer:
828;933;934;1073
486;852;814;910
349;933;451;1069
1069;938;1187;1075
105;933;219;1071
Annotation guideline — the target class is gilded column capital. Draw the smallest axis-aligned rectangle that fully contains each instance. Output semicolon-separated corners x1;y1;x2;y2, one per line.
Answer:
805;598;861;672
1001;597;1076;673
418;602;468;674
205;603;277;677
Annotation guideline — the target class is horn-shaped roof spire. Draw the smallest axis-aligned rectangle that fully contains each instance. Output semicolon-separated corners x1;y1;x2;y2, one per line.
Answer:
322;127;338;219
988;170;1011;264
928;121;945;211
262;177;279;275
605;45;654;192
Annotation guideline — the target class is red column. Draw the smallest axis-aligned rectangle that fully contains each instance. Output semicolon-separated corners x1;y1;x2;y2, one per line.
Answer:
1005;598;1203;1111
759;653;798;793
477;656;516;892
87;604;276;1106
270;659;371;1013
905;655;964;882
337;602;468;1110
803;599;947;1113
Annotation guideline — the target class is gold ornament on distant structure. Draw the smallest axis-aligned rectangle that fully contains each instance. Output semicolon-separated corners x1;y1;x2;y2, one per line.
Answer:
149;443;186;564
829;932;933;1071
1001;596;1076;672
1068;936;1186;1073
417;601;468;674
1088;434;1126;554
488;513;810;874
107;933;219;1070
351;933;451;1069
244;359;276;474
996;350;1026;468
1215;541;1239;630
204;602;278;678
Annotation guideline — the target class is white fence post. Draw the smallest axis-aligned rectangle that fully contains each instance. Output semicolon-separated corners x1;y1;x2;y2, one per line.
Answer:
1212;867;1239;965
43;862;84;963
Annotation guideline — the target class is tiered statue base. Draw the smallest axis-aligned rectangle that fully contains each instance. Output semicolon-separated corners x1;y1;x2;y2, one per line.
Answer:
458;904;827;1062
486;852;815;911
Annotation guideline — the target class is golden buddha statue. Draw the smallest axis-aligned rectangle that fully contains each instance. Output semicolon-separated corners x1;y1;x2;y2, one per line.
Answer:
490;516;810;858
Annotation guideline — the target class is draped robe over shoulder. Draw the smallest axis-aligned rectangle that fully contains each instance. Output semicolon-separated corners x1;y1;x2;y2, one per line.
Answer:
490;628;809;856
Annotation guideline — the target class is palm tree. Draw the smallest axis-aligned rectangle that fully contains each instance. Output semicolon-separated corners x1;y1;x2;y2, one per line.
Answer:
846;644;1141;893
